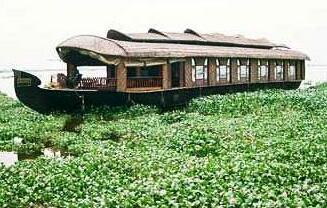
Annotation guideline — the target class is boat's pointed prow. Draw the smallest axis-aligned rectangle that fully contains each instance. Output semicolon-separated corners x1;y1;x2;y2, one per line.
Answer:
12;69;88;114
12;69;42;88
12;69;51;113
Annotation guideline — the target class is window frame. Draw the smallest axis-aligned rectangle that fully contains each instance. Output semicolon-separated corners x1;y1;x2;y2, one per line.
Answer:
258;60;269;81
288;64;296;79
237;59;249;81
216;58;230;82
275;61;284;80
192;58;208;81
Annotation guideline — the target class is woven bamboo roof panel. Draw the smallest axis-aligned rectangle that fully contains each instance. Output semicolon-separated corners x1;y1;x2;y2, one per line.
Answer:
57;35;309;62
57;35;127;56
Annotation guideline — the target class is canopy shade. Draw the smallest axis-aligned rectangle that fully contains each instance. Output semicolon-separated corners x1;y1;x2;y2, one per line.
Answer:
56;35;310;66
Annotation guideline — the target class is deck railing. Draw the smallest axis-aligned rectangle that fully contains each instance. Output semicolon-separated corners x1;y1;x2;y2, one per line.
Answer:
78;77;117;90
127;77;162;89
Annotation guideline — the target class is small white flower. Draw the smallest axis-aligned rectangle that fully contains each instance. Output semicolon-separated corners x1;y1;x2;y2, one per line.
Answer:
13;137;23;145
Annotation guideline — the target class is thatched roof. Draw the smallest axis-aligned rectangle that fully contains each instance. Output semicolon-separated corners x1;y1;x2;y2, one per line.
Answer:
107;28;282;49
56;35;309;66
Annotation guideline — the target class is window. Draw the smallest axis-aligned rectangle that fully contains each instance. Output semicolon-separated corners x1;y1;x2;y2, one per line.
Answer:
216;59;230;82
220;66;228;79
275;61;284;80
107;65;116;78
78;66;107;77
127;67;137;78
140;66;161;77
258;60;268;80
240;66;248;78
192;58;208;81
127;66;161;78
237;59;249;81
195;66;204;79
289;64;295;78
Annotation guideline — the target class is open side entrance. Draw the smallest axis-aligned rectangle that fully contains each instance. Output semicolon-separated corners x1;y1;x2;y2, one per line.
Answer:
74;65;117;90
171;62;183;88
126;65;163;91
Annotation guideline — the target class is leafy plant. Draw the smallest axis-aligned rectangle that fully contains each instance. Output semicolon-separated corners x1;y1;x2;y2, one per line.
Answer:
0;85;327;206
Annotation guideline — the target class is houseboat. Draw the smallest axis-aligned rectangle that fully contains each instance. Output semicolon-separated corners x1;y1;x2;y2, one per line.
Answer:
13;28;309;113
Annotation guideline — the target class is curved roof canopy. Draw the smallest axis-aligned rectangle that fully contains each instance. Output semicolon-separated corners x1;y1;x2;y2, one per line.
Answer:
57;34;309;66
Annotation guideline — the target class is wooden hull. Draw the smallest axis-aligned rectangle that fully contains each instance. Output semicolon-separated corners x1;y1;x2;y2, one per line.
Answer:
13;70;302;113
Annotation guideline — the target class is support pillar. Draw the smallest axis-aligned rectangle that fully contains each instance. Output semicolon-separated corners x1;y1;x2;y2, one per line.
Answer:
208;58;216;86
250;59;258;83
179;62;185;87
269;60;276;81
283;60;289;81
162;63;170;89
231;58;238;83
184;58;193;87
67;63;77;77
116;62;127;92
296;60;302;80
301;60;305;80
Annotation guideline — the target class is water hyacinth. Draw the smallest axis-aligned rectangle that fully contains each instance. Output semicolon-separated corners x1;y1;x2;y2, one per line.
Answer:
0;85;327;206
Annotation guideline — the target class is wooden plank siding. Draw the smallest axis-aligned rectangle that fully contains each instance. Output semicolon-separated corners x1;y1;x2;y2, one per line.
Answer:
181;57;305;89
111;57;305;93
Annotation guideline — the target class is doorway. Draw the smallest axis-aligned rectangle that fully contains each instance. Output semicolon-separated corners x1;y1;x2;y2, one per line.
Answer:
171;62;182;88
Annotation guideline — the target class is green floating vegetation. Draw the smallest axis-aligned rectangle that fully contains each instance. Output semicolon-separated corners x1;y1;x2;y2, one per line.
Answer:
0;85;327;207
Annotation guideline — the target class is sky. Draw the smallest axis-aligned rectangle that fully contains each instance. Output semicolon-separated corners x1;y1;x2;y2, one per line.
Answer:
0;0;326;70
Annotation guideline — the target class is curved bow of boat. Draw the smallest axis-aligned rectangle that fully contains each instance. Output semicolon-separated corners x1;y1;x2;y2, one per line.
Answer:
12;69;50;113
13;69;42;87
12;69;99;114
